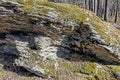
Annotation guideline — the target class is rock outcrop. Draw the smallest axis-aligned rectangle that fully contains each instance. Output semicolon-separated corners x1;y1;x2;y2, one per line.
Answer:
0;0;120;79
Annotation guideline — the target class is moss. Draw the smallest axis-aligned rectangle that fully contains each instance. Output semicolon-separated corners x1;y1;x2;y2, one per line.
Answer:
39;8;49;15
86;69;106;80
80;62;96;75
8;0;88;22
62;62;96;75
0;72;4;77
60;62;105;80
94;70;105;80
109;65;120;74
28;51;57;77
38;2;88;22
64;62;106;80
63;63;81;73
38;59;57;78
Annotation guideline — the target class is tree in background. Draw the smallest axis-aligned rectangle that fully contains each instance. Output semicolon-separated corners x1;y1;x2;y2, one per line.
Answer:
114;0;119;23
49;0;120;24
104;0;108;21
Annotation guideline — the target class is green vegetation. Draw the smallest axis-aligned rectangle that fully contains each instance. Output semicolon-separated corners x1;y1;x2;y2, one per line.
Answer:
28;50;57;77
109;65;120;74
62;62;108;80
0;72;4;77
62;63;81;73
38;59;57;77
62;62;96;74
80;62;96;75
8;0;120;47
8;0;88;22
93;70;105;80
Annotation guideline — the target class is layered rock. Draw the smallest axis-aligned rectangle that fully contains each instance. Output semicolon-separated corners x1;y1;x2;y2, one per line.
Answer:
0;0;120;79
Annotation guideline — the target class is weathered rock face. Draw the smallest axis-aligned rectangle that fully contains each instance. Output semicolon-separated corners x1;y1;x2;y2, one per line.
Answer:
0;0;120;79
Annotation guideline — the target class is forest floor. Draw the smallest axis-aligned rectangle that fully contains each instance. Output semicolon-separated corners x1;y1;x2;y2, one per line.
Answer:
0;54;86;80
0;53;117;80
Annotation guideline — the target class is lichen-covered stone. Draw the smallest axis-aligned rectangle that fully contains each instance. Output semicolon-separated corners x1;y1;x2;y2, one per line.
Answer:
0;0;120;79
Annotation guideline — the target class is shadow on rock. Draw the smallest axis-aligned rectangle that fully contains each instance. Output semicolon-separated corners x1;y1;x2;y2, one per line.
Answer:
0;24;119;78
0;32;43;77
56;24;120;65
0;54;36;77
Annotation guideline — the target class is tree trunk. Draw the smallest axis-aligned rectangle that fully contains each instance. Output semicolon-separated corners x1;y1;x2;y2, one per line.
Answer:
85;0;87;9
93;0;96;12
97;0;100;16
104;0;108;21
114;0;119;23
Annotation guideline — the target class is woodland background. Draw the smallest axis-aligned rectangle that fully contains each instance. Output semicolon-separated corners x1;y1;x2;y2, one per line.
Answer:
49;0;120;25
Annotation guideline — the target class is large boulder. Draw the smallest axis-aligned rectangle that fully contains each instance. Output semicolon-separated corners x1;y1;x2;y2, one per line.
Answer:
0;0;120;79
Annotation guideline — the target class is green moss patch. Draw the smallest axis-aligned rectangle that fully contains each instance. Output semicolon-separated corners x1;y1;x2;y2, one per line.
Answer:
29;52;55;77
38;59;57;77
61;62;96;75
0;72;4;77
109;65;120;74
80;62;96;75
62;62;81;73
